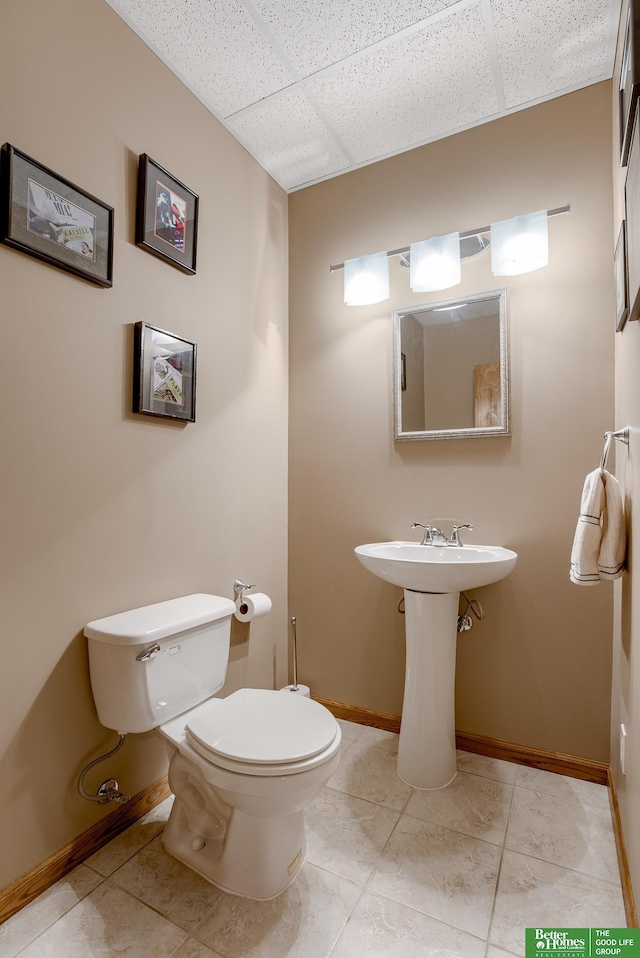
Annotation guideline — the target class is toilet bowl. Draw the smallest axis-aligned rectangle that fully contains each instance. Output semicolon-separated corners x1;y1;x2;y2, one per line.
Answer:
159;689;341;898
84;595;341;900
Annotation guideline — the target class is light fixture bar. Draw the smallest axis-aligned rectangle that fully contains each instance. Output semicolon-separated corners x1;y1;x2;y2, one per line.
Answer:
328;204;570;272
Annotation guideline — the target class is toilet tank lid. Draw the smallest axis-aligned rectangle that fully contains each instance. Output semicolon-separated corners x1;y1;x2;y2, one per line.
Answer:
84;594;236;645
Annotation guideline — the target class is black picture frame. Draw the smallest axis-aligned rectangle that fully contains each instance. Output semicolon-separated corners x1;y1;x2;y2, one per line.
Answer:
136;155;198;274
620;0;640;166
0;143;113;287
626;108;640;322
615;220;630;332
133;322;197;422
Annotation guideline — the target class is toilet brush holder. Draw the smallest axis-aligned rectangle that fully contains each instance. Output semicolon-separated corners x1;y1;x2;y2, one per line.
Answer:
280;616;310;697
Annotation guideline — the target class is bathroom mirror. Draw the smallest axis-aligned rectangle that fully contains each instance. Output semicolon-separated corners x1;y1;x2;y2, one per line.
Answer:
393;289;510;441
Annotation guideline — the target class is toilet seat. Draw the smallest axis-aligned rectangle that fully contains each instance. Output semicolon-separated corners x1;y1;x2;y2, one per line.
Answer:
184;688;341;777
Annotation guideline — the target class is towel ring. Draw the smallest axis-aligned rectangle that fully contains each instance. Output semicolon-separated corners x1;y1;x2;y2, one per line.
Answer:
599;428;630;473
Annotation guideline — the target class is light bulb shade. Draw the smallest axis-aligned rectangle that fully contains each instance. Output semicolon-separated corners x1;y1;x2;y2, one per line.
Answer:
410;232;461;292
490;210;549;276
344;251;389;305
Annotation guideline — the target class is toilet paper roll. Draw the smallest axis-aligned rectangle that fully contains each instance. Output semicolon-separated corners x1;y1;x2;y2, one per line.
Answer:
234;592;272;622
279;684;311;698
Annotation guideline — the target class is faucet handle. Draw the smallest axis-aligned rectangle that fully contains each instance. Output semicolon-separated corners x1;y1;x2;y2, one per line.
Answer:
449;523;474;546
411;522;432;545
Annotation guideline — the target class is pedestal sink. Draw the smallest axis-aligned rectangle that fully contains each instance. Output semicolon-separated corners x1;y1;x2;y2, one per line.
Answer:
355;540;517;789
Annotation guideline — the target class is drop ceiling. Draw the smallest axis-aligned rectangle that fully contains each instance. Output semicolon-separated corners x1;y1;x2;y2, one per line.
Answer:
105;0;622;192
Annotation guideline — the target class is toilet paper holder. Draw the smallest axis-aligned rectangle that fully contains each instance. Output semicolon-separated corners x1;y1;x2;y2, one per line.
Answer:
233;578;255;611
233;579;255;598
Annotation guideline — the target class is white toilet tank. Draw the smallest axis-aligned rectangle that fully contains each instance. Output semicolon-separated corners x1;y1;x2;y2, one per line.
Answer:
85;594;236;734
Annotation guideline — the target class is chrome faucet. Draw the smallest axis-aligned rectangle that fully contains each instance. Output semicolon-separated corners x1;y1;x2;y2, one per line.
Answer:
411;522;474;546
429;526;448;545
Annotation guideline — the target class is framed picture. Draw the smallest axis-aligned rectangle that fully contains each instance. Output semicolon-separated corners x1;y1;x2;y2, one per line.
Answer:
133;322;197;422
136;155;198;274
0;143;113;287
620;0;640;166
615;221;629;332
625;109;640;321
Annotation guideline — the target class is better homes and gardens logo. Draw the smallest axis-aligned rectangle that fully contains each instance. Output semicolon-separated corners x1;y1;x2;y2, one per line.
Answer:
529;929;586;954
525;929;640;957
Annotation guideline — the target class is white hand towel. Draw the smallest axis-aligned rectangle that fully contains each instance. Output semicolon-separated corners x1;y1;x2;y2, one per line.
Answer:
570;469;605;585
598;470;626;580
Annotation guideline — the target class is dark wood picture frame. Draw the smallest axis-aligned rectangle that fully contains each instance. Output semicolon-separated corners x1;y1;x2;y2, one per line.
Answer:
0;143;113;287
621;0;640;166
133;322;197;422
615;220;630;331
136;155;198;274
626;108;640;322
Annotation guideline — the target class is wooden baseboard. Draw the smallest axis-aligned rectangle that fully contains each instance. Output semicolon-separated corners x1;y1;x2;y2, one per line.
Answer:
315;697;402;733
454;730;609;785
608;768;638;928
315;696;610;784
0;776;170;926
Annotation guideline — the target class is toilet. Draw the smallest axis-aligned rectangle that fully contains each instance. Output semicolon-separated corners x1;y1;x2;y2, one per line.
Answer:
84;593;341;900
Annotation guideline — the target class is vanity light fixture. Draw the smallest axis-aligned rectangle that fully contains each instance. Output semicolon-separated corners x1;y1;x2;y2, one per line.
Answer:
410;232;460;292
490;209;549;276
344;250;390;305
332;205;569;304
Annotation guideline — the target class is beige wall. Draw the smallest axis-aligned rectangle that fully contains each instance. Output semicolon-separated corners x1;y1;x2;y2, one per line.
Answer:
0;0;289;889
611;0;640;910
289;83;615;761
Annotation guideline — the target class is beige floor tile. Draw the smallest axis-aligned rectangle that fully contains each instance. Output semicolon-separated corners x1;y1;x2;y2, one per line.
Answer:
337;719;363;742
506;786;620;883
5;730;628;958
85;816;165;877
141;795;175;822
194;861;362;958
110;835;223;931
171;938;225;958
0;865;102;958
489;849;627;956
330;890;486;957
368;814;501;938
456;750;518;784
513;765;610;809
327;742;412;810
305;785;399;883
405;769;512;844
15;880;186;958
355;726;399;753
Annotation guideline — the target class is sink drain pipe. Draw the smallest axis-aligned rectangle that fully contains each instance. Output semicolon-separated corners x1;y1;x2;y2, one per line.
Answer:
77;733;130;804
397;592;484;633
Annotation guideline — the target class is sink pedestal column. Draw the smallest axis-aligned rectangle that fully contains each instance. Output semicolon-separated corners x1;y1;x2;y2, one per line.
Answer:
397;589;459;789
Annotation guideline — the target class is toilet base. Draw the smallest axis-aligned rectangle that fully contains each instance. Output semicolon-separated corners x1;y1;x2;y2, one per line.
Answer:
163;796;307;899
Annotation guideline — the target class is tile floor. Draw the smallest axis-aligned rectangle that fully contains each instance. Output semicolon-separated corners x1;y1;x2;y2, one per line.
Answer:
0;720;627;958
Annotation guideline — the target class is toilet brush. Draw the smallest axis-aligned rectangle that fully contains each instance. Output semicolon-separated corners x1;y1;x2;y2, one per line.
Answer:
280;615;310;697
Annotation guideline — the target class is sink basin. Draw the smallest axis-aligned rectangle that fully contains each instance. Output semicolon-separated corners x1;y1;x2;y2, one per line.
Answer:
355;540;518;593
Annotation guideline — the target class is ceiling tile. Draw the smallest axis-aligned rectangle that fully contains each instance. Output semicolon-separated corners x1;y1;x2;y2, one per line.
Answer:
491;0;616;108
227;90;351;190
307;4;500;164
251;0;462;77
109;0;294;116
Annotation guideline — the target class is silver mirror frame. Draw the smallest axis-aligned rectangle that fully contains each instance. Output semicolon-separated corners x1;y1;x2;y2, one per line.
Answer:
393;289;510;441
